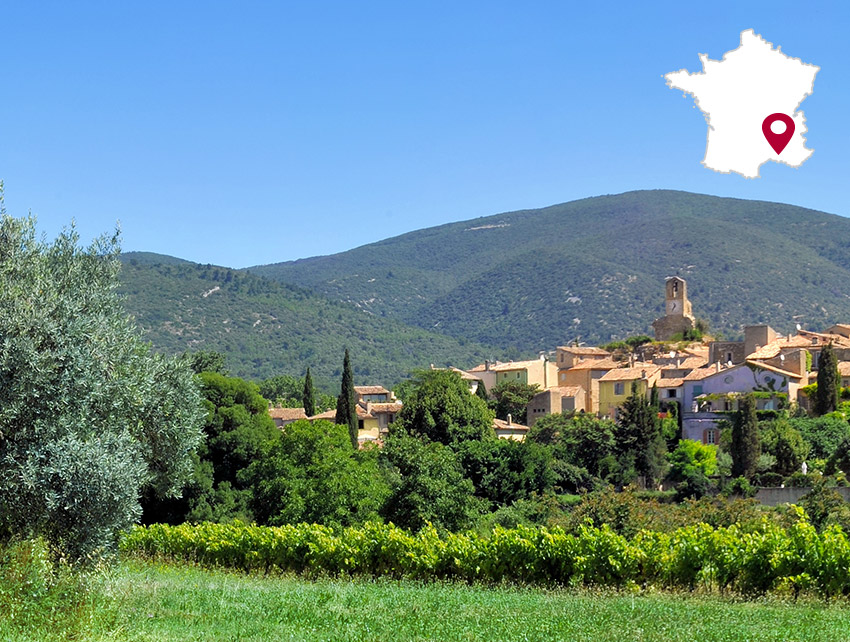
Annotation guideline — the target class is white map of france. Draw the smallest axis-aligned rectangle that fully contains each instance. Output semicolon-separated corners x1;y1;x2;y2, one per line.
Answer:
665;29;819;179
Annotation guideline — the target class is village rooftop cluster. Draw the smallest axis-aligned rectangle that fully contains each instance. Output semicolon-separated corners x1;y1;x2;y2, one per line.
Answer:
272;277;850;447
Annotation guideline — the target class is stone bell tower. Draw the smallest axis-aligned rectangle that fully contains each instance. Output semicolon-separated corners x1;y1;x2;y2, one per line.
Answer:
651;276;696;340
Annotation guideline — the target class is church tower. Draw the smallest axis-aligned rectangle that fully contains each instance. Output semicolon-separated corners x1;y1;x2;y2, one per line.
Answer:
652;276;696;340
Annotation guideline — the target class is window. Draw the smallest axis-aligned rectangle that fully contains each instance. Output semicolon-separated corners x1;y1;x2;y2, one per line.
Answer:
560;373;566;381
726;352;733;363
705;429;716;445
667;389;677;398
614;382;625;395
516;372;521;379
693;385;703;396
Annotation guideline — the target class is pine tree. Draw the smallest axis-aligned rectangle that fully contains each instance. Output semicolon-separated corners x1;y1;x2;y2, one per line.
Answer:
816;343;840;416
335;349;359;449
303;367;316;417
731;393;760;479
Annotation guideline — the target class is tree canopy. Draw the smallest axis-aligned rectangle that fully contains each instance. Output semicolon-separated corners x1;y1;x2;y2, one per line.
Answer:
391;370;494;445
0;214;205;557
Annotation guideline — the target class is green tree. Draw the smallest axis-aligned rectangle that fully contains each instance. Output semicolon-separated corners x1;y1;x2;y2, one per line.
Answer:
527;413;616;492
650;383;659;410
474;379;489;402
731;394;761;479
490;380;540;424
303;367;316;417
456;439;554;509
142;372;279;524
381;435;482;531
258;374;302;406
816;343;840;416
336;349;359;448
761;418;809;476
391;370;494;446
0;214;205;558
667;440;717;499
790;415;850;460
245;420;389;527
616;383;667;485
184;350;228;375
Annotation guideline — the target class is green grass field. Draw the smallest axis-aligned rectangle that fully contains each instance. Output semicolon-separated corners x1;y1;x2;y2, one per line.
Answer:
6;559;850;642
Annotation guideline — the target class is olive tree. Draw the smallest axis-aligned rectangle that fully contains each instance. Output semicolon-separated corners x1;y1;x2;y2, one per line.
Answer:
0;211;205;557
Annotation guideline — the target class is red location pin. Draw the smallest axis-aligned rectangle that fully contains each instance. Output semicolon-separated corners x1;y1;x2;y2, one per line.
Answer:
762;113;795;155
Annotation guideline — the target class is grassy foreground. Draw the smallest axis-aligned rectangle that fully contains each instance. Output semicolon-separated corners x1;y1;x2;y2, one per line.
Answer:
6;559;850;642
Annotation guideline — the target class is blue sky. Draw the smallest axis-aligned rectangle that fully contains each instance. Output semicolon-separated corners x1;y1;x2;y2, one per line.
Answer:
1;1;847;268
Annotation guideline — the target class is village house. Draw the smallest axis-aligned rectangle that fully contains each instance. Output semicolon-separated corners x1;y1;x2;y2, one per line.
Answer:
525;385;586;428
555;345;610;370
557;357;619;413
469;356;557;391
309;385;402;446
493;415;529;441
597;365;661;419
681;354;807;444
268;406;308;428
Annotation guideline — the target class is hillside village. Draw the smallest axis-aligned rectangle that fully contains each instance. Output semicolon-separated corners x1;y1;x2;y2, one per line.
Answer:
287;276;850;448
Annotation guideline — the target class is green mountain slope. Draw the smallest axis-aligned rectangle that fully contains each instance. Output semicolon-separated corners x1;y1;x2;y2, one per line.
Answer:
248;190;850;351
117;259;497;388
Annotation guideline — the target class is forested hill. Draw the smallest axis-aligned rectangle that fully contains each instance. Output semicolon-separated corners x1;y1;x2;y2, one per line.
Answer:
248;190;850;351
117;257;497;389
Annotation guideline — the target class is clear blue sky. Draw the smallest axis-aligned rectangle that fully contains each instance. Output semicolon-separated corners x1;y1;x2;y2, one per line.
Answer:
2;1;847;268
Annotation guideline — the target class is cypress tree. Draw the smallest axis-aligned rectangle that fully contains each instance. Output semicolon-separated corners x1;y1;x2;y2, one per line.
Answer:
303;367;316;417
335;349;359;449
816;343;840;416
616;382;667;485
731;393;760;479
650;383;659;410
475;379;489;402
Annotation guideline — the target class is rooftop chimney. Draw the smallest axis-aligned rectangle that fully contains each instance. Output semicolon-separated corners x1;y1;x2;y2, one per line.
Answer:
715;361;721;372
485;360;491;371
507;413;512;425
641;369;647;379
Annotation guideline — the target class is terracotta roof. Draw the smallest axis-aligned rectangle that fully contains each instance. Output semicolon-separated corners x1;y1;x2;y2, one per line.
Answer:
598;365;661;382
368;402;403;413
269;407;308;421
798;331;850;347
683;366;722;381
354;385;390;395
488;359;545;372
684;346;710;359
532;386;584;401
448;367;480;381
657;378;684;388
556;346;610;356
551;385;584;397
746;360;803;380
839;362;850;377
747;335;814;359
676;355;709;370
493;418;528;431
309;409;337;420
565;357;620;371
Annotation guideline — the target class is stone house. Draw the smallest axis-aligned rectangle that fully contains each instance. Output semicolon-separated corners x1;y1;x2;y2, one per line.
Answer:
525;385;586;428
557;357;619;414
